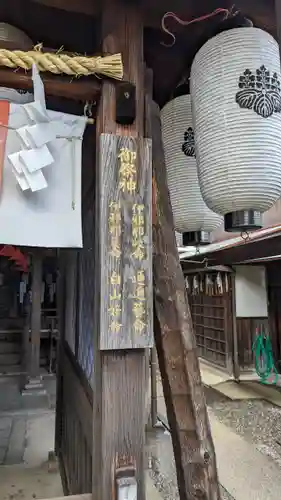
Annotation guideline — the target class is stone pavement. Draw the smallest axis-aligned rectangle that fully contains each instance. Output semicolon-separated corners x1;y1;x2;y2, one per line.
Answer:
0;374;56;467
0;374;162;500
156;378;281;500
0;415;27;466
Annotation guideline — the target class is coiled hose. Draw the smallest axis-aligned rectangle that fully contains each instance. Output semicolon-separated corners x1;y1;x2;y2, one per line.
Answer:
252;334;278;385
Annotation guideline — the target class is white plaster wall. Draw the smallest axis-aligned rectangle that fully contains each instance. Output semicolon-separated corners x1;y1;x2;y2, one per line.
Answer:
234;265;268;318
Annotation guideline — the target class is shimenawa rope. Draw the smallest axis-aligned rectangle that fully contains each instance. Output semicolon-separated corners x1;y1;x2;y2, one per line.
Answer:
0;48;123;80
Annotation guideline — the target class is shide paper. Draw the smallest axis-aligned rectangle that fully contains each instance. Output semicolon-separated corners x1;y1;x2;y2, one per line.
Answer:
0;64;87;247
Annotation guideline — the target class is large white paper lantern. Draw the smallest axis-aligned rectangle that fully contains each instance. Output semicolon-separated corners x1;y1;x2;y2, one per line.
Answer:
191;27;281;232
161;93;222;245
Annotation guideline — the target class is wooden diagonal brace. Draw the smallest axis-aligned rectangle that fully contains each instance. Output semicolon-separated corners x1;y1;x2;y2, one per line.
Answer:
149;97;221;500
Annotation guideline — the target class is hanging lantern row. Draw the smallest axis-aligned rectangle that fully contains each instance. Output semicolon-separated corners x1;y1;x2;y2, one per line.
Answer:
185;272;229;296
161;21;281;236
161;93;222;245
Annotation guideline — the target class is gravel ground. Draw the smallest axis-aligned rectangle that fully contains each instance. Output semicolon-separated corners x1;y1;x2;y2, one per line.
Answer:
147;384;281;499
205;386;281;467
146;426;235;500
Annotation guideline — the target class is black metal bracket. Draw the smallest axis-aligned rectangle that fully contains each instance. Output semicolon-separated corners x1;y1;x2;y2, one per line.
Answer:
116;82;136;126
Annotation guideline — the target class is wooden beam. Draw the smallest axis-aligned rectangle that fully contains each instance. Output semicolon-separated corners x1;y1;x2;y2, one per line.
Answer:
30;0;276;32
150;98;221;499
181;234;281;268
93;1;149;500
31;0;96;15
0;69;100;101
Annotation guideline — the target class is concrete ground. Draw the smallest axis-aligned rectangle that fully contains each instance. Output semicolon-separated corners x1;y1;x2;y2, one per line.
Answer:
0;375;161;500
199;360;281;406
0;374;62;500
155;364;281;500
3;366;281;500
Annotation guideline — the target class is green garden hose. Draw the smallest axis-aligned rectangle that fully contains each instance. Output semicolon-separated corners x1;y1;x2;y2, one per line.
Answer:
252;334;278;385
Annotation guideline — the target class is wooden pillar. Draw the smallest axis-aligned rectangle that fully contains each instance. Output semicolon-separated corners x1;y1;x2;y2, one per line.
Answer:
22;250;44;392
148;96;221;499
150;346;158;427
22;282;31;383
93;1;152;500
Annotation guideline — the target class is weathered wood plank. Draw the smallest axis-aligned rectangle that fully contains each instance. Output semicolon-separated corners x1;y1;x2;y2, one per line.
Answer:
99;134;152;350
62;348;93;447
150;97;221;499
93;0;147;499
0;69;100;102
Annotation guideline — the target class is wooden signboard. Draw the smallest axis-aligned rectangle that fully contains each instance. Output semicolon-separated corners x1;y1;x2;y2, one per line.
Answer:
99;133;152;350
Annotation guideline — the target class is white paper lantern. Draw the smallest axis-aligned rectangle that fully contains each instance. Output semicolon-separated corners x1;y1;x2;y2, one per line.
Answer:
161;94;222;244
191;27;281;232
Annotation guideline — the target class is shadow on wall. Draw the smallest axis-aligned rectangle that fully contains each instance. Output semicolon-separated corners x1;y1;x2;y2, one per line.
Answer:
210;199;281;243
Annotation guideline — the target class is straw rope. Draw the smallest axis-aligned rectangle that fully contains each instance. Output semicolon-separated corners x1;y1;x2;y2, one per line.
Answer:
0;49;123;80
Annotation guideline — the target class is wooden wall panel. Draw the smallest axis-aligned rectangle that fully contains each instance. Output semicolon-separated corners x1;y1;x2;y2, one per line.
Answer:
59;344;93;495
266;261;281;372
190;294;227;367
236;317;268;370
187;272;234;371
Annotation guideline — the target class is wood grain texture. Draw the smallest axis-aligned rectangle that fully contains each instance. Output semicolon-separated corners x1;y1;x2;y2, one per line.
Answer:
60;346;93;494
100;352;146;498
266;262;281;373
99;134;152;350
150;98;221;499
93;1;147;499
97;0;143;136
0;69;100;102
236;317;268;370
187;276;233;370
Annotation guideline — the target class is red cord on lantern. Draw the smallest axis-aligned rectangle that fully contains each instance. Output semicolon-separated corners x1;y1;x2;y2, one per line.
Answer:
161;7;234;47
